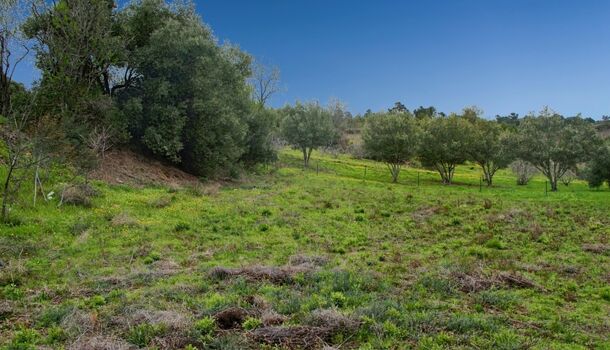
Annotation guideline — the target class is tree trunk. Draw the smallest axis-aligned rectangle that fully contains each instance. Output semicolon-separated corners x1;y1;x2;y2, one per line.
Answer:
1;159;16;223
302;148;308;168
550;178;558;192
388;163;400;183
307;148;313;168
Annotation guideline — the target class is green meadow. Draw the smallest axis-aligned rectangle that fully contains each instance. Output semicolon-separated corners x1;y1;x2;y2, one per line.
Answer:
1;150;609;349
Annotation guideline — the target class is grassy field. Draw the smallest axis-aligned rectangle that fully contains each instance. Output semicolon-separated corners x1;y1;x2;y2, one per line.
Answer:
1;150;609;349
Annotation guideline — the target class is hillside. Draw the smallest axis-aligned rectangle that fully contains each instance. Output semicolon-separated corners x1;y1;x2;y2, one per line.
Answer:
1;150;608;349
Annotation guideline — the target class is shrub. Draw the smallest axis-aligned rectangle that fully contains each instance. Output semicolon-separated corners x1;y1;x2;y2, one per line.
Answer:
61;185;95;207
6;327;40;350
194;316;216;341
510;160;537;185
330;291;347;307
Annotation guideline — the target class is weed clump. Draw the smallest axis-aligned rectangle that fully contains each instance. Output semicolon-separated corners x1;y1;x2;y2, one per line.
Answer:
61;184;99;207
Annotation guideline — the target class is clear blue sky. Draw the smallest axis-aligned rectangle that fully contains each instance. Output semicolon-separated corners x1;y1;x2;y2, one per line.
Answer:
14;0;610;118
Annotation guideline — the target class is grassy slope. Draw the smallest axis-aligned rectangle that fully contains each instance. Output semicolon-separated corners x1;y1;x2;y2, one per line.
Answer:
0;149;609;349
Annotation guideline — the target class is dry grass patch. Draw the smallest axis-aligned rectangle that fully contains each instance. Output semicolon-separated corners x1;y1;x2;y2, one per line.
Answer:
69;335;134;350
411;206;444;222
60;184;99;207
250;325;332;349
582;243;609;254
111;212;139;227
449;268;544;293
208;265;313;284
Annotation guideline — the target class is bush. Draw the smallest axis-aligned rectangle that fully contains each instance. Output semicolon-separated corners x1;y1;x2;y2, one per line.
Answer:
194;316;216;341
510;160;537;185
60;184;98;207
584;141;610;188
5;327;40;350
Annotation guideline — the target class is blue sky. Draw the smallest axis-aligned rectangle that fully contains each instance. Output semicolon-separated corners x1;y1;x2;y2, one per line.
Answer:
14;0;610;118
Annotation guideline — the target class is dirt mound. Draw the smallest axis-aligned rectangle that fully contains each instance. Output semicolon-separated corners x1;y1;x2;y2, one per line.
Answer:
90;149;199;187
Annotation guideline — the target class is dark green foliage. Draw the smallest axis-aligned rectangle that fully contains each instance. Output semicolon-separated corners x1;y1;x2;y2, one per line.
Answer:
466;113;515;186
117;5;251;175
241;107;278;166
584;141;610;188
413;106;437;120
418;115;473;184
362;112;420;182
515;108;601;191
281;102;337;167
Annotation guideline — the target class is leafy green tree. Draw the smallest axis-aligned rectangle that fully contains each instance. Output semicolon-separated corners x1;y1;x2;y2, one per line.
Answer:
418;115;472;184
515;108;601;191
362;112;420;182
388;101;408;114
281;102;336;167
24;0;120;116
115;2;252;177
240;106;278;166
583;141;610;188
413;106;437;120
466;116;515;186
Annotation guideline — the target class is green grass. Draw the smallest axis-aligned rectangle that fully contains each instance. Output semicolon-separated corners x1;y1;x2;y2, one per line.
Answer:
1;149;609;349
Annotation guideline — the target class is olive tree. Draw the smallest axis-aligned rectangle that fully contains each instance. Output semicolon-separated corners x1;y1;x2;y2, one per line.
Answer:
515;108;600;191
280;102;336;167
467;117;514;186
362;112;419;182
418;115;472;184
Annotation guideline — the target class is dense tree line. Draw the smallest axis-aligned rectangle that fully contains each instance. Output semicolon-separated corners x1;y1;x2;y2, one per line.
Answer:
276;99;608;190
359;105;605;190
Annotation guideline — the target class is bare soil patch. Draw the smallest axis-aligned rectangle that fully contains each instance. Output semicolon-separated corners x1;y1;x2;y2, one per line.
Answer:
90;149;199;187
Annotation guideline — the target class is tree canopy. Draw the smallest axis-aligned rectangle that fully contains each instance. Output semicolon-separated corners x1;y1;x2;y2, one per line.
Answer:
362;112;419;182
418;115;472;184
515;108;600;191
281;102;336;167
